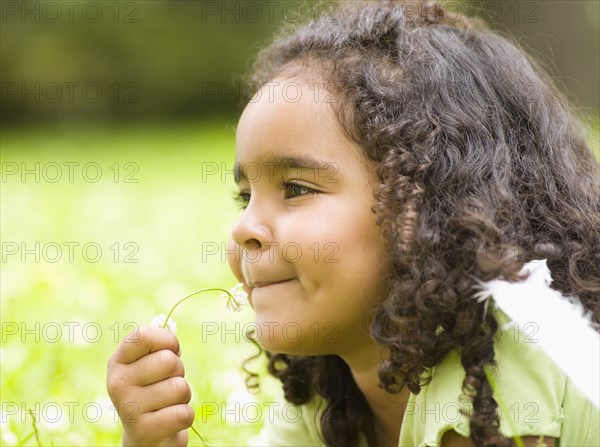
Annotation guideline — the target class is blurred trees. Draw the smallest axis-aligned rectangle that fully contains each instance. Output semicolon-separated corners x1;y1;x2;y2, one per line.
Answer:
1;0;598;125
1;1;294;123
478;0;599;116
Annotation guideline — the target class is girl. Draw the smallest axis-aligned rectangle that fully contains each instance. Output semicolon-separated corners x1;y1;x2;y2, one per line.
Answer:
107;1;600;446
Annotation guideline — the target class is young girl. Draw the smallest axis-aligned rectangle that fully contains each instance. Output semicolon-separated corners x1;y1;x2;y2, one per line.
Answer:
107;2;600;446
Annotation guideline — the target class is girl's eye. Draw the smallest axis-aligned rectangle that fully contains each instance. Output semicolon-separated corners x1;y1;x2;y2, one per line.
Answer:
282;182;316;200
232;182;316;210
232;191;250;210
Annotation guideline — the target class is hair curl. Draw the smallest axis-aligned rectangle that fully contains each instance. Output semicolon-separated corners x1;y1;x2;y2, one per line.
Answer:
239;1;600;446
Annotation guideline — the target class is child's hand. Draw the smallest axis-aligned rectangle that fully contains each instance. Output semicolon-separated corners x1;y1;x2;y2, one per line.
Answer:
107;326;194;446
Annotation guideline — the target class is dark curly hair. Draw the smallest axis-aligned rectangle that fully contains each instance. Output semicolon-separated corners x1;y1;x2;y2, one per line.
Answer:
239;1;600;446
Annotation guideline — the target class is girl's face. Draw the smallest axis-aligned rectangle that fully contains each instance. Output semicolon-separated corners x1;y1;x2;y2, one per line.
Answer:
227;73;391;357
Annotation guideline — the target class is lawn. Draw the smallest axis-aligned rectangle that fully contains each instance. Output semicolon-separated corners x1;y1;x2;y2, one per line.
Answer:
0;121;282;446
1;117;598;446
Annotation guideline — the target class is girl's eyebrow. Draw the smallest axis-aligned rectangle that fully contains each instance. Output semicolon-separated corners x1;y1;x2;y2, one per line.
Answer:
234;155;335;184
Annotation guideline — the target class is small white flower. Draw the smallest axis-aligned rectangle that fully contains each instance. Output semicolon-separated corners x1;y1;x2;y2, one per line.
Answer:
230;282;249;302
151;314;177;333
222;283;248;312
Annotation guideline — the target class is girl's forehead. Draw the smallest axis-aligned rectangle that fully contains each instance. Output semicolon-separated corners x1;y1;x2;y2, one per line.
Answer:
236;81;343;151
234;72;373;182
241;77;328;119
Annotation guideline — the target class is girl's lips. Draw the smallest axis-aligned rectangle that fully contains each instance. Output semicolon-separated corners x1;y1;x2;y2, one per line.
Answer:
251;278;295;288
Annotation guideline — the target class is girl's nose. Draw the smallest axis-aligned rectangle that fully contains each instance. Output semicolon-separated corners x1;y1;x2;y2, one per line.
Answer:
230;206;273;251
229;197;276;270
228;203;274;288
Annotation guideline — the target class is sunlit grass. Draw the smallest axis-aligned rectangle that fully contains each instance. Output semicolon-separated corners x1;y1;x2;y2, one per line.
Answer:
0;121;281;446
1;116;598;445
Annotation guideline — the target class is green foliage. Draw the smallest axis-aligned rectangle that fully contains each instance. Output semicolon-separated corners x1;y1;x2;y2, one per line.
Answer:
0;1;320;123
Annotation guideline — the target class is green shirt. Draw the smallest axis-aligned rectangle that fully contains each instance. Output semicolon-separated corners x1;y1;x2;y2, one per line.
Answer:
250;309;600;446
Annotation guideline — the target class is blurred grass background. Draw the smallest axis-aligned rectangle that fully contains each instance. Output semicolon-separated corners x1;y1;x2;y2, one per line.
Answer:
1;122;285;445
1;1;598;446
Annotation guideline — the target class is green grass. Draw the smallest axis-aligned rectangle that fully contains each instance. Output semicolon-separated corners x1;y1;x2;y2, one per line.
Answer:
0;121;281;446
1;117;598;446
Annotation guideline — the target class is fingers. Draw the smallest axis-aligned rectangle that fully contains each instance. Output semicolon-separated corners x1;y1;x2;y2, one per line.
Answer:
111;326;180;365
122;349;185;387
106;328;185;414
124;404;194;444
107;348;187;411
135;376;192;413
107;325;195;447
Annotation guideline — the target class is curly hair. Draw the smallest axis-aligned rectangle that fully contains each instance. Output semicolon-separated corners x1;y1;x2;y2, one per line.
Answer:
239;1;600;446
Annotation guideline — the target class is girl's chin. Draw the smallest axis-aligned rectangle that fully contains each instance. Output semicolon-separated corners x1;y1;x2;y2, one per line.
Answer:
256;340;333;357
249;319;340;357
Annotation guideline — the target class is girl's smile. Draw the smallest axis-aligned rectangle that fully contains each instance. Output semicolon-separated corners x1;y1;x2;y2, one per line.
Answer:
227;69;392;357
249;279;296;288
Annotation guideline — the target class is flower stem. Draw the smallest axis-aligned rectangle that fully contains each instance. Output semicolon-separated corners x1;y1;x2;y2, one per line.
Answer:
191;425;212;447
161;288;232;330
161;287;234;445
